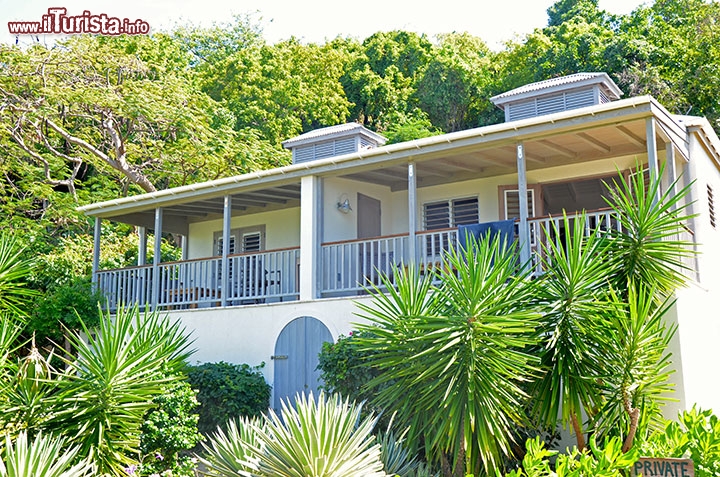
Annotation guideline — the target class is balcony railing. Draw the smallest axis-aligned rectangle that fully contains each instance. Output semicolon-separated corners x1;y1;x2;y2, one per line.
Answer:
319;229;459;296
97;247;300;311
96;208;696;310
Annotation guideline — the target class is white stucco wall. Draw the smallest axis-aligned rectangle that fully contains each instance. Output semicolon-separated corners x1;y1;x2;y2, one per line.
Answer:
664;129;720;416
169;296;374;406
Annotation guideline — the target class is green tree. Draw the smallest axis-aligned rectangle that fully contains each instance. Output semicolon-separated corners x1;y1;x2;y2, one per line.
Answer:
416;33;493;132
342;31;432;131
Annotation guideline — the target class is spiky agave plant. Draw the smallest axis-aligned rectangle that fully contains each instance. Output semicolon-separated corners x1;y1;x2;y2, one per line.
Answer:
199;416;263;477
0;431;94;477
250;392;387;477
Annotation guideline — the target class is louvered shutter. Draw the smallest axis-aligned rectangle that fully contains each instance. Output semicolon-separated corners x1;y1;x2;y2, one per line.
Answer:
503;189;536;220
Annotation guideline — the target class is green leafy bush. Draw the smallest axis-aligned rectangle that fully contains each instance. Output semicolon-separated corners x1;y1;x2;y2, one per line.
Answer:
641;407;720;477
28;276;103;349
139;376;202;477
504;436;638;477
187;361;270;435
317;331;383;405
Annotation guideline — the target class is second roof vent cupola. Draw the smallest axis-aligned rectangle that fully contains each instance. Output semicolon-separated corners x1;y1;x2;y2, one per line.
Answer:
490;72;623;122
282;123;387;165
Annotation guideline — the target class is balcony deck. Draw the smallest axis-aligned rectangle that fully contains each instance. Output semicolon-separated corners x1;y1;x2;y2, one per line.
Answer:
96;209;693;311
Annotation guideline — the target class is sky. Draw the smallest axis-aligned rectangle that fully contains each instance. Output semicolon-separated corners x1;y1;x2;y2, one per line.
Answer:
1;0;648;49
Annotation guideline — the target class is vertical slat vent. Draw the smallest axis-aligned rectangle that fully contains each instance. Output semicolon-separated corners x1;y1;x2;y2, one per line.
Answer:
709;183;716;229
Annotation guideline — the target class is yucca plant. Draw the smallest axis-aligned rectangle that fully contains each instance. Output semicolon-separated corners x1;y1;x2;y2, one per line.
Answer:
0;233;37;318
0;431;94;477
603;165;696;294
199;416;263;477
249;392;387;477
44;305;194;475
531;213;618;450
356;234;541;476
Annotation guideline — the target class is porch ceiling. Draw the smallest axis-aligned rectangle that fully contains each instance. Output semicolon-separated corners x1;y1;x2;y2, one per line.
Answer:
339;117;655;191
107;183;301;235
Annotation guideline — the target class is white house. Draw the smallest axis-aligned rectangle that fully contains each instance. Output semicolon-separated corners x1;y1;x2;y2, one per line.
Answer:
79;73;720;415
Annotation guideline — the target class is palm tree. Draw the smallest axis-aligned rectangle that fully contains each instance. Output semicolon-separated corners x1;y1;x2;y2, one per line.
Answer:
531;165;694;453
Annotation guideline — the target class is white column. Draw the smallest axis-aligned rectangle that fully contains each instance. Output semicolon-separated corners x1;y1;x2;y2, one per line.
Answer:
408;162;417;265
646;117;660;204
299;176;319;300
666;142;677;201
180;235;188;261
221;195;232;307
517;143;531;267
92;217;101;289
138;226;147;266
151;207;163;310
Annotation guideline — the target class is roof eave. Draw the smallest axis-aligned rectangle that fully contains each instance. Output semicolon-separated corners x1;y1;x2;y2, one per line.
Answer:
79;95;659;218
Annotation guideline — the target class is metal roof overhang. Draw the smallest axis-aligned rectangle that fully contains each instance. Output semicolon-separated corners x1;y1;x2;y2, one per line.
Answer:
79;96;693;232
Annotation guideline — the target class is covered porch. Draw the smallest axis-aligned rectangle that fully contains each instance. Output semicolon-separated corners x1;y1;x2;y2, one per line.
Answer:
83;96;694;311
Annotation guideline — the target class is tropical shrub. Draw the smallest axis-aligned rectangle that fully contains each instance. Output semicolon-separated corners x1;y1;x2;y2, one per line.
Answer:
199;416;262;476
187;361;271;435
138;376;202;477
641;407;720;477
28;276;103;352
318;331;383;405
43;306;194;475
504;436;638;477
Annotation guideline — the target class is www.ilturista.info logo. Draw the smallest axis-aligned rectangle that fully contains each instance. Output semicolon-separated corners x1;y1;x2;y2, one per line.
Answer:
8;8;150;36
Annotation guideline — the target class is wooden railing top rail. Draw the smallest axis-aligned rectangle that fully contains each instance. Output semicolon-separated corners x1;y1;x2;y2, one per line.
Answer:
321;227;458;247
97;246;301;273
525;207;614;223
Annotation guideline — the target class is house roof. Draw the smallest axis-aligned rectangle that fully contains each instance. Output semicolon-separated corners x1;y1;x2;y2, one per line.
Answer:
281;122;387;149
490;72;623;107
79;95;715;235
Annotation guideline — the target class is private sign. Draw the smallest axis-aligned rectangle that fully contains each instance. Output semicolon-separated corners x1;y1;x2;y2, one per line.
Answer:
632;458;694;477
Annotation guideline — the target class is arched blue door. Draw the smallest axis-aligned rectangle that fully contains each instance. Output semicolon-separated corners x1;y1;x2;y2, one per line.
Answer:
273;316;333;411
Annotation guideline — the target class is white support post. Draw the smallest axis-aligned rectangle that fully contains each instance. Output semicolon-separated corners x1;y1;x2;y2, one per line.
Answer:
666;142;677;203
517;143;531;268
138;226;147;266
92;217;101;290
316;178;324;295
180;235;188;261
151;207;163;310
646;117;660;204
299;176;319;301
408;162;417;265
221;195;232;307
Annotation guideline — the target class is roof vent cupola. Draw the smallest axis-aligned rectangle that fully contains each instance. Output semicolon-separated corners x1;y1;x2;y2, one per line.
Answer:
490;72;623;123
282;123;387;165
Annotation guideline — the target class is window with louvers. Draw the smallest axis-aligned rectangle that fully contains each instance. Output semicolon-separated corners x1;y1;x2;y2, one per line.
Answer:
292;138;358;163
503;190;536;219
423;197;479;230
242;232;262;252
